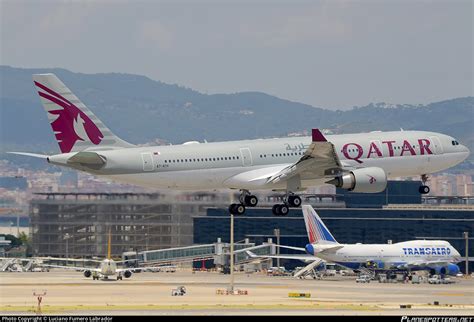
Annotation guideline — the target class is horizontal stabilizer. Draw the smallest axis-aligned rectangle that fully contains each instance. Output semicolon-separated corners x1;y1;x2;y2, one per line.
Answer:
7;152;49;159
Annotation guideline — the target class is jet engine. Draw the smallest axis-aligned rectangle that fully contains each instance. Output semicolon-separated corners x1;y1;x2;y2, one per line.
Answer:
327;167;387;193
432;264;460;276
83;270;92;278
124;270;132;278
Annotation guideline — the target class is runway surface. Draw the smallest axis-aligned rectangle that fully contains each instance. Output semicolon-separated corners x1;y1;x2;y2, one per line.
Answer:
1;270;473;315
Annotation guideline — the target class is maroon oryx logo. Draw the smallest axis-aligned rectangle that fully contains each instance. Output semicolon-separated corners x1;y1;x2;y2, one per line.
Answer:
34;81;103;153
367;175;376;184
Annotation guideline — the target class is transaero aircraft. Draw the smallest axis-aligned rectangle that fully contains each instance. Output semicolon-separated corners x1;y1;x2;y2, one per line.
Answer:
248;205;462;276
10;74;470;215
301;205;462;275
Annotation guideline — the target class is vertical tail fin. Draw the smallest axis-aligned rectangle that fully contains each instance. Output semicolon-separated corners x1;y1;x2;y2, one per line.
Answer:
32;73;135;153
302;205;338;244
107;228;112;260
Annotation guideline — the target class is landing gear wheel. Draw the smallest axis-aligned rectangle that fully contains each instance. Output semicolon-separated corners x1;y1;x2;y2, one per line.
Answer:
418;185;430;194
272;204;281;216
229;203;246;215
288;195;302;207
272;204;289;216
279;204;289;216
244;195;258;207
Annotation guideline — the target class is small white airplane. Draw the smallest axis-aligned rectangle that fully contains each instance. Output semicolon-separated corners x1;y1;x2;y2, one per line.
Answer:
10;74;470;215
44;231;142;280
249;205;463;276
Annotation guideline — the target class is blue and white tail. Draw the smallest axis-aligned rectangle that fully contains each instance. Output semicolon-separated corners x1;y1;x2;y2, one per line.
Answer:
302;205;338;245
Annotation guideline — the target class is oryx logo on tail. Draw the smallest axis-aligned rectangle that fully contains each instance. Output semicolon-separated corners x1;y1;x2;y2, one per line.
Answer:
34;81;103;153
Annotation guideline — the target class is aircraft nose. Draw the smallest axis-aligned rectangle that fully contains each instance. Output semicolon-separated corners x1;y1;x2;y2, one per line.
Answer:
459;145;470;161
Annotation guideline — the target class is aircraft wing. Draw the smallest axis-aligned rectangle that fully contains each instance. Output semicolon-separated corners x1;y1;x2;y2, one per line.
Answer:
245;250;317;262
266;129;344;185
116;267;146;273
396;260;454;270
42;264;100;272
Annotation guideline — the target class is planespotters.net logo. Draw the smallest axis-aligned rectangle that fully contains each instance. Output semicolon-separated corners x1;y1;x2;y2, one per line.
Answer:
402;317;473;322
34;81;104;153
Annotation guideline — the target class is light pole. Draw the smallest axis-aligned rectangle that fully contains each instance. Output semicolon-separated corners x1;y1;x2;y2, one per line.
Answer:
229;212;234;293
274;229;281;268
464;232;469;276
64;233;71;266
145;233;149;251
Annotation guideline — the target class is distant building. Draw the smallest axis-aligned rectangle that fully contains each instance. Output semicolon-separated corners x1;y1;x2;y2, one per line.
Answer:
29;192;228;258
194;206;474;273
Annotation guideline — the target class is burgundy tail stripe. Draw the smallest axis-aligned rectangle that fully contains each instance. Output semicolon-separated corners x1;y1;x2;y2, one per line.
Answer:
34;81;72;106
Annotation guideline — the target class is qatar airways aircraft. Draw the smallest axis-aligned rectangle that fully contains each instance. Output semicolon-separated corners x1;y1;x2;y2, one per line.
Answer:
10;74;470;215
248;205;462;276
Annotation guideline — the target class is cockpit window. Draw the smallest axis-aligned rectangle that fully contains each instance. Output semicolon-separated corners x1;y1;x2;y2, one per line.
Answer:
451;140;459;146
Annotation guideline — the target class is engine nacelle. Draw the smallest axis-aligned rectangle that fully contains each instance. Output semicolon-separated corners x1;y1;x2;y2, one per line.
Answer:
430;264;460;276
124;270;132;278
328;167;387;193
440;264;460;276
83;270;92;278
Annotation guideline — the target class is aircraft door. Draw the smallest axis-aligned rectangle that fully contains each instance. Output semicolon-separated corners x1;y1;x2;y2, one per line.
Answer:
141;152;154;171
239;148;253;167
429;136;443;155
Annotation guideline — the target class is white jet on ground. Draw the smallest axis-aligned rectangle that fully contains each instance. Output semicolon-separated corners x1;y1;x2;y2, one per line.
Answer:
10;74;470;215
44;231;142;280
248;205;463;276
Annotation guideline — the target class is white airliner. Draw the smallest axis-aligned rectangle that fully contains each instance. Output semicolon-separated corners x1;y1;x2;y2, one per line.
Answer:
45;231;142;280
248;205;462;276
10;74;470;215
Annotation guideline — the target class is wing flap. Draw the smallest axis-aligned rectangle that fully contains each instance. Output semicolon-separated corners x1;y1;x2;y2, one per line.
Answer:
266;129;344;184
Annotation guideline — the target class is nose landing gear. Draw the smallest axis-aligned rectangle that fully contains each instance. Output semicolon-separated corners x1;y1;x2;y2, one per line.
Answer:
419;174;430;194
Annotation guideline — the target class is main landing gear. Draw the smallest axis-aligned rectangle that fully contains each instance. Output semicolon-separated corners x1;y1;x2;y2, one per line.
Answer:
419;174;430;194
271;193;302;216
228;190;302;216
229;190;258;215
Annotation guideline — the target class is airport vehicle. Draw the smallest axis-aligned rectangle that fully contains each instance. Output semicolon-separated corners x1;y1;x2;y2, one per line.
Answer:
10;74;469;215
44;231;142;281
428;275;455;284
171;286;187;296
248;205;463;277
356;275;371;283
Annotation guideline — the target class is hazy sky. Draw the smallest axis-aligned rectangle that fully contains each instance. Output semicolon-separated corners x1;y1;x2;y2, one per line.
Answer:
1;0;472;109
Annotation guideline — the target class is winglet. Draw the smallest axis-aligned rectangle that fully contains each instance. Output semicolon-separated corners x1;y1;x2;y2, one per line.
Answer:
312;129;327;142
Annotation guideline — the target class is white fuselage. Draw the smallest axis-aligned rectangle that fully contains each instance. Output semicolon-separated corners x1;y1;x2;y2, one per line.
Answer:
49;130;469;191
307;240;461;270
99;259;117;276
